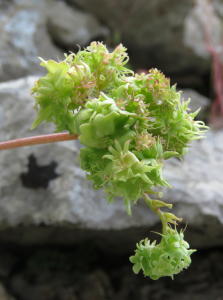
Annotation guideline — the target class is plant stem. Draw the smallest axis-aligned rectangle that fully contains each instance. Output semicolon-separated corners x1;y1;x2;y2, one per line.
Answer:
0;133;78;151
143;193;168;234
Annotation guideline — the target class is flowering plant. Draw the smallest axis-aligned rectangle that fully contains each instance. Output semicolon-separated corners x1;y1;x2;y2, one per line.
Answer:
23;42;209;279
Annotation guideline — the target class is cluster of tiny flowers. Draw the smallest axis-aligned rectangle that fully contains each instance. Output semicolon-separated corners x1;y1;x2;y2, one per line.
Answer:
130;228;196;280
31;42;208;279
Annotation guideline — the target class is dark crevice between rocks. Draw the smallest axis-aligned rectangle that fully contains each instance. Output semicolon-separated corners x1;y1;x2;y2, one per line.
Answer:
47;35;108;55
46;2;111;54
0;241;223;300
176;69;212;102
121;42;213;100
0;225;222;299
20;154;59;189
63;0;86;12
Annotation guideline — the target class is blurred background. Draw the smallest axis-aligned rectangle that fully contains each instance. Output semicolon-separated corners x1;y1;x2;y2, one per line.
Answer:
0;0;223;299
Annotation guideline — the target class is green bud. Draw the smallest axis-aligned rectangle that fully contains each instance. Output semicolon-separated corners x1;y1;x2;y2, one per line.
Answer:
130;228;196;280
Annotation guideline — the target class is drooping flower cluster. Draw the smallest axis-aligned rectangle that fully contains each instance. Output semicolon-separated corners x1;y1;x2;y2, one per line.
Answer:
31;42;208;279
130;228;196;280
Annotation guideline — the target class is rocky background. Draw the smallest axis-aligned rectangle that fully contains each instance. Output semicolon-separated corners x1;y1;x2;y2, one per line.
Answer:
0;0;223;299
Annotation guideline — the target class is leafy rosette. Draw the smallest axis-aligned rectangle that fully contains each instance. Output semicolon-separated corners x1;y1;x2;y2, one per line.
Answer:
74;92;137;149
130;228;196;280
103;140;167;214
79;138;171;215
111;69;208;157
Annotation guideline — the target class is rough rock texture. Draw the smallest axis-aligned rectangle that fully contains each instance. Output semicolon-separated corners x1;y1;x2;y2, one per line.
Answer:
0;76;222;249
66;0;223;88
184;0;223;59
162;129;223;248
47;0;110;50
0;0;63;82
0;0;109;82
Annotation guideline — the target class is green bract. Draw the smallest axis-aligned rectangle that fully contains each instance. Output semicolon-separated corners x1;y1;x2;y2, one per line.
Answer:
31;42;208;280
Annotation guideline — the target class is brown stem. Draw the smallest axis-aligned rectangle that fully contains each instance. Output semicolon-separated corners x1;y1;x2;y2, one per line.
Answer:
0;133;78;151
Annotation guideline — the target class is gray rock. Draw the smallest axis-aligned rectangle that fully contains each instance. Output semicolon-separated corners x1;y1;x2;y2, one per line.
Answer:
0;76;222;250
0;0;110;83
0;283;16;300
162;129;223;248
184;0;223;59
213;0;223;18
0;0;63;82
180;88;211;119
47;0;110;49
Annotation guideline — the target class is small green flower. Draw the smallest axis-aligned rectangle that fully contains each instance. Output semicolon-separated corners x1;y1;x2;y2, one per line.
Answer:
135;132;155;151
103;140;156;183
130;228;196;280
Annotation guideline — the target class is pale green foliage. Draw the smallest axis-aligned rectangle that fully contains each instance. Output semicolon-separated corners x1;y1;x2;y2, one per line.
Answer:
130;228;196;280
31;42;208;280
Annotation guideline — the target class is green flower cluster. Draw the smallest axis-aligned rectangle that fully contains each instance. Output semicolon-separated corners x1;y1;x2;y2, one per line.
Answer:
31;42;208;279
130;228;196;280
31;42;131;133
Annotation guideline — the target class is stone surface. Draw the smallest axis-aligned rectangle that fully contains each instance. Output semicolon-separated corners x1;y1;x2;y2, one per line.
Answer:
0;0;63;82
65;0;222;87
47;0;110;50
161;129;223;248
0;0;109;83
184;0;223;59
0;283;16;300
0;76;222;249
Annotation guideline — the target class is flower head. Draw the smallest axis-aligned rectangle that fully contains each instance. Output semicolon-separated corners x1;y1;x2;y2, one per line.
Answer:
130;228;196;280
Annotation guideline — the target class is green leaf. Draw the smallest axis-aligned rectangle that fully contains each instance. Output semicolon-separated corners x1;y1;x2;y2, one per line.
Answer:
38;87;55;96
189;107;201;119
129;256;137;264
39;58;69;75
132;263;141;274
163;151;183;162
64;113;76;134
30;106;53;130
